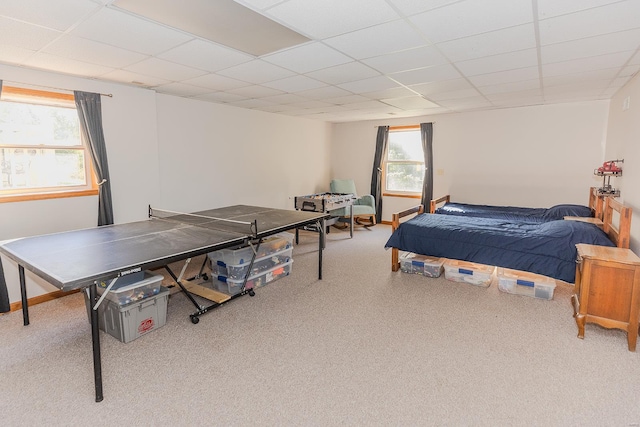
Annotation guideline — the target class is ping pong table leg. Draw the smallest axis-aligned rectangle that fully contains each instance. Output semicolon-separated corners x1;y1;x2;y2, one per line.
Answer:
318;219;324;280
89;283;104;402
18;265;29;326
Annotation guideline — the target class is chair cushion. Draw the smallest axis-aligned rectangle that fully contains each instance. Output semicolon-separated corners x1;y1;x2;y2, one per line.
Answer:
331;205;375;217
330;179;358;196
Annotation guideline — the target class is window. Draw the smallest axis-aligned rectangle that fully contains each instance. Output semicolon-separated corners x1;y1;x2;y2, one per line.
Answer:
383;126;424;196
0;86;96;202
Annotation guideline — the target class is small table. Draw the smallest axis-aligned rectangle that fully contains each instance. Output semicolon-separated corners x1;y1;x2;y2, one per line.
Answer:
572;244;640;351
294;192;355;246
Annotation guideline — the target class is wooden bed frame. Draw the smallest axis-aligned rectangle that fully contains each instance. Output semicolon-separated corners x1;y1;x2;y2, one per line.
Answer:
391;192;632;272
432;188;604;217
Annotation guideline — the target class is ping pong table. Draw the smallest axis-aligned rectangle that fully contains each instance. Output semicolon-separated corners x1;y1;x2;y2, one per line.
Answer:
0;205;329;402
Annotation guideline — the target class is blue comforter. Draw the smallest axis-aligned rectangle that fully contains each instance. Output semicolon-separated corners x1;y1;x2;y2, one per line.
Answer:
385;214;614;283
435;202;592;223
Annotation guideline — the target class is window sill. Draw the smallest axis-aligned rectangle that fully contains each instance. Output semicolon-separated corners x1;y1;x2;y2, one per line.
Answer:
0;189;99;204
383;192;421;199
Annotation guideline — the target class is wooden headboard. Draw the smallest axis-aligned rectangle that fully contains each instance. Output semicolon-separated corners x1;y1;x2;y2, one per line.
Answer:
602;196;632;249
588;187;605;220
429;195;450;213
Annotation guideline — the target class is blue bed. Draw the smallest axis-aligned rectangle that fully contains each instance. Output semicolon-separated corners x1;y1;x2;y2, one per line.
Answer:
385;214;614;283
434;201;593;223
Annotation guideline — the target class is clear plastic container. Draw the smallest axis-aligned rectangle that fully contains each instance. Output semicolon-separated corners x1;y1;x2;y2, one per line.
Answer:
443;260;494;287
497;268;556;300
213;259;293;295
399;252;444;278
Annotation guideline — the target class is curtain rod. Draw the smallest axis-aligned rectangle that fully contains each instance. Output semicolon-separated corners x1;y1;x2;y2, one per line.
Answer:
373;122;435;128
4;80;113;97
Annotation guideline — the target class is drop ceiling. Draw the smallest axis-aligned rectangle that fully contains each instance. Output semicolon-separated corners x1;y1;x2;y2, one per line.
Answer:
0;0;638;123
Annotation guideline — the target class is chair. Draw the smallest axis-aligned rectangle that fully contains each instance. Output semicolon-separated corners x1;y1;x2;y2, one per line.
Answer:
329;179;376;227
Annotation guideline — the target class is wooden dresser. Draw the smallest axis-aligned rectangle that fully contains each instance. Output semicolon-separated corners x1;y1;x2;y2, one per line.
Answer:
572;244;640;351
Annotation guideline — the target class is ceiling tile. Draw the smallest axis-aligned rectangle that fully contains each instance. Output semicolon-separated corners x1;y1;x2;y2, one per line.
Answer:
183;73;251;91
266;0;399;39
0;44;37;65
427;88;482;101
389;63;460;86
296;86;353;100
543;68;620;87
227;98;279;109
477;79;540;95
71;7;191;55
542;52;633;77
324;19;428;60
234;0;284;11
436;24;536;62
0;16;61;51
386;0;462;16
361;86;417;100
455;49;538;76
262;75;327;92
158;39;254;73
227;85;284;98
362;45;447;74
337;76;401;94
468;66;540;87
0;0;99;31
43;35;147;68
217;59;295;84
306;61;380;85
260;93;307;104
409;78;474;96
541;29;640;64
193;91;248;103
539;1;640;45
537;0;626;19
25;52;114;77
324;94;372;105
382;96;440;110
125;57;207;81
436;96;492;110
409;0;533;43
101;69;171;87
155;82;211;97
263;42;352;74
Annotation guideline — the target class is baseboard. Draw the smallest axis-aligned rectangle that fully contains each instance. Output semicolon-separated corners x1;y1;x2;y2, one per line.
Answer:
7;289;81;313
380;220;392;225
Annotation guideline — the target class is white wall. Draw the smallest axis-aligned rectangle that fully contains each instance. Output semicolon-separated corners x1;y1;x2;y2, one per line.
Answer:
604;72;640;253
331;101;610;221
1;65;332;305
155;94;331;212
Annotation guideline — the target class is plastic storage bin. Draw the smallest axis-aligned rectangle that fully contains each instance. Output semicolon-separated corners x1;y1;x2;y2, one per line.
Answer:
208;232;294;274
213;259;293;295
97;271;163;306
209;246;293;280
443;260;494;287
496;268;557;300
86;286;170;343
399;252;444;277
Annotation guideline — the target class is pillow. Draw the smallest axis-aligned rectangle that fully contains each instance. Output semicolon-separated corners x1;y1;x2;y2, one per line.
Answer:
544;204;592;220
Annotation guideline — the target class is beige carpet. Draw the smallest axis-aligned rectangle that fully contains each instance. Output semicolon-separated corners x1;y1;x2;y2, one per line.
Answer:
1;224;639;426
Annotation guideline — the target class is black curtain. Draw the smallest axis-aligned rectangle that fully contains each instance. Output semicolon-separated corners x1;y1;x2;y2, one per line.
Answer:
74;91;114;226
420;123;434;209
0;79;10;313
370;126;389;223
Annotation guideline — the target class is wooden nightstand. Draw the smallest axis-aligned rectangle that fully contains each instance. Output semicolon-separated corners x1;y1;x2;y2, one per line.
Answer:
572;244;640;351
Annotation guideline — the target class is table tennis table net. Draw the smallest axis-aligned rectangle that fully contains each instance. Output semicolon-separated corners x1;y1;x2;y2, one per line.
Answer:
149;207;258;238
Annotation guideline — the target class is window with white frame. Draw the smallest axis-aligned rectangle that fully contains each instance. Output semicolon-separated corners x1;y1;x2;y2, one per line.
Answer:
0;86;95;201
384;126;424;195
